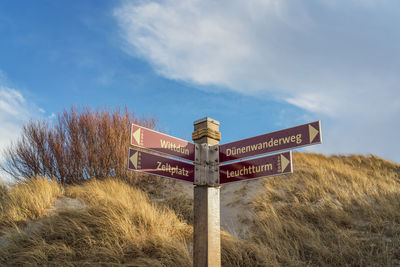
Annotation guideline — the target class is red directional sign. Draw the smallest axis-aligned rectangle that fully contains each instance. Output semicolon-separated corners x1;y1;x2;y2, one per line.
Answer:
220;151;292;184
127;148;194;183
219;121;321;163
131;123;195;161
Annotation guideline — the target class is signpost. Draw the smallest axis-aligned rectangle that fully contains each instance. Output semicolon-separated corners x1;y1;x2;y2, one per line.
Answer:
127;119;322;267
220;151;292;184
128;148;194;182
219;121;321;163
192;118;221;267
131;123;195;161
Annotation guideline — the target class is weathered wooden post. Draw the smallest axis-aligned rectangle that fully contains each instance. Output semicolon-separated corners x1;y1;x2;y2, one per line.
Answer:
192;117;221;267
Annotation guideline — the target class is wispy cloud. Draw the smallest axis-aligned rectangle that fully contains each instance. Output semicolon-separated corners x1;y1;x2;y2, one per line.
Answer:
0;86;28;182
0;72;45;181
114;0;400;162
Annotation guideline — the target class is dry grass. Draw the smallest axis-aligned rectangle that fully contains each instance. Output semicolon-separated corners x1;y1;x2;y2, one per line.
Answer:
0;180;7;204
0;178;192;266
0;177;63;230
0;153;399;266
250;152;400;266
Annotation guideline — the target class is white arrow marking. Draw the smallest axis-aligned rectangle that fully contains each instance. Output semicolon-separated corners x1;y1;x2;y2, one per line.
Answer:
280;154;290;172
130;152;138;169
309;124;319;143
132;128;141;145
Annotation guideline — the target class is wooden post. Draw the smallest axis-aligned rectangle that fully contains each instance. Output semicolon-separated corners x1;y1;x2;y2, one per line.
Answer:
192;117;221;267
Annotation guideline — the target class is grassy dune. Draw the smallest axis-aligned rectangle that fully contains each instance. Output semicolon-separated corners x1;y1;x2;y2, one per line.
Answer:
0;178;63;230
0;153;399;266
251;153;400;266
0;178;192;266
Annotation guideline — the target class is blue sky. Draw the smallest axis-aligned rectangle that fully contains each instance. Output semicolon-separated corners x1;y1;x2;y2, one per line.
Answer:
0;0;399;172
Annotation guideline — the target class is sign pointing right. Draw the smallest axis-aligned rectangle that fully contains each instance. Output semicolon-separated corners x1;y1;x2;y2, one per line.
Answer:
219;121;321;163
220;151;293;184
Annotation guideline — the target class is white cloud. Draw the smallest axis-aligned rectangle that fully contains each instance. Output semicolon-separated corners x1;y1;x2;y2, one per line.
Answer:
115;0;400;162
0;86;26;147
0;74;45;182
0;86;28;183
0;87;26;116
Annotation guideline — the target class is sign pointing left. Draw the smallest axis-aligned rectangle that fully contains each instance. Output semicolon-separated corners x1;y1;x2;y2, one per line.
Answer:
131;124;195;161
128;148;194;182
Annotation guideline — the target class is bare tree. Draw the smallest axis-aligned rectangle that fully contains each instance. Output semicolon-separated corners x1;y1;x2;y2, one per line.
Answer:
1;107;156;184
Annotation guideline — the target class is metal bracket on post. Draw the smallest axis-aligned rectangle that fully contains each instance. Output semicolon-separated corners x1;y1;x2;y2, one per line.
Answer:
194;143;219;186
194;143;208;185
208;145;219;186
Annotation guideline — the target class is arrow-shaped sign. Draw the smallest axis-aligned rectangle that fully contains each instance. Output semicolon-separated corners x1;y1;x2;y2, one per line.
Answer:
219;151;292;184
127;148;194;183
131;124;195;161
219;121;321;163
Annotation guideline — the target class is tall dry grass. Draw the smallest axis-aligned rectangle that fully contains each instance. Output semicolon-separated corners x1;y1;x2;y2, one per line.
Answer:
0;177;63;230
250;152;400;266
0;177;272;266
0;178;192;266
1;107;156;184
0;180;7;204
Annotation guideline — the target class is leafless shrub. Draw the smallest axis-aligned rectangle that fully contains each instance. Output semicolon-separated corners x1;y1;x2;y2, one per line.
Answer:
1;107;156;184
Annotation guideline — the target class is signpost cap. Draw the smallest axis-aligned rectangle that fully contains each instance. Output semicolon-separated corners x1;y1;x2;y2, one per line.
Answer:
193;117;220;126
192;117;221;145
